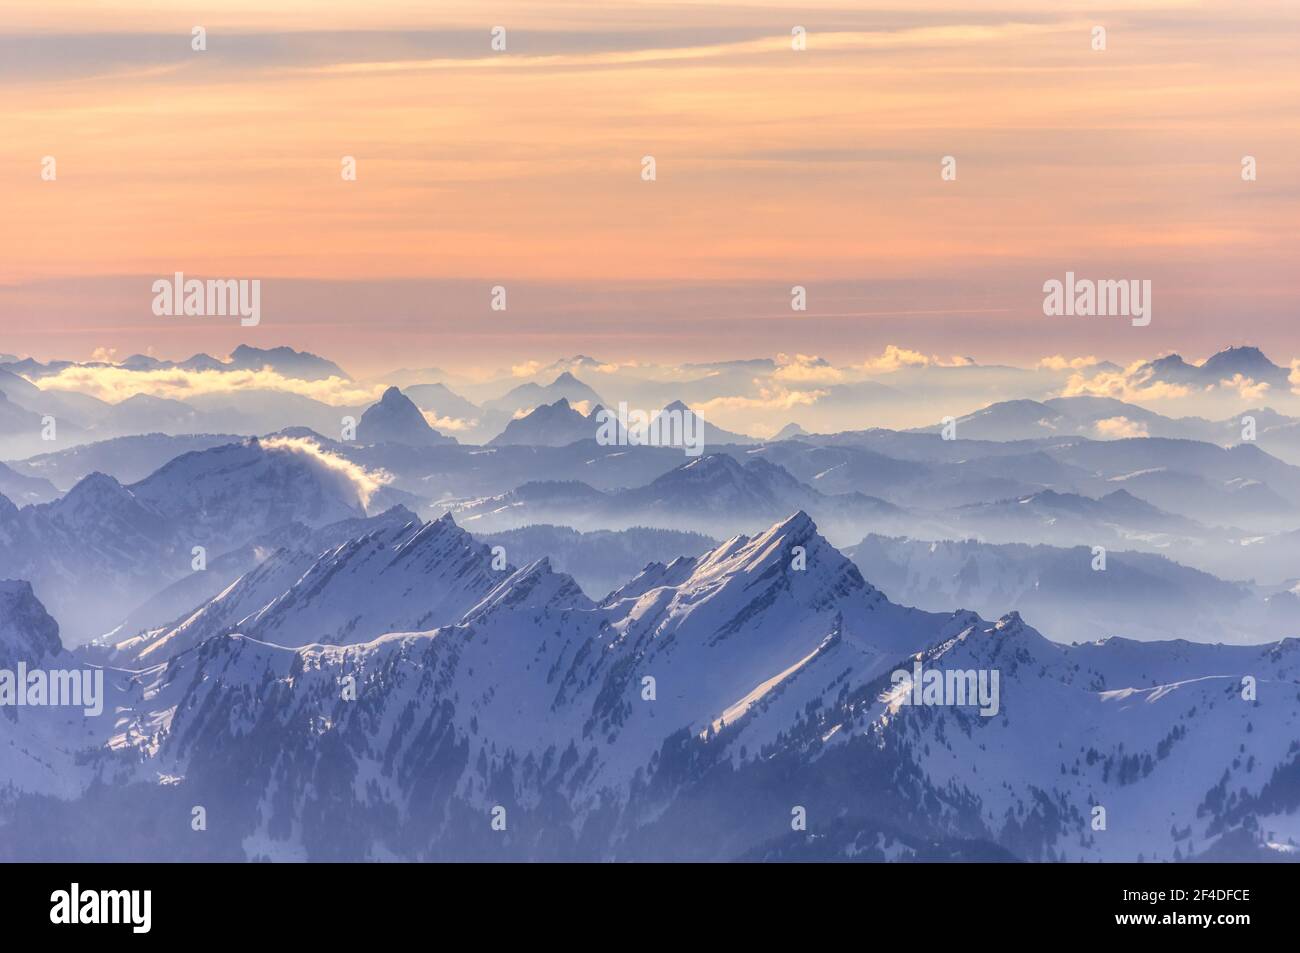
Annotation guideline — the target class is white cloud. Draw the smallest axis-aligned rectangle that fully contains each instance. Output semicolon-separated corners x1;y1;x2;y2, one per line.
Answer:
773;354;843;383
1093;416;1149;439
693;383;828;424
1060;362;1190;401
421;411;475;433
1038;354;1100;371
260;436;393;508
1214;374;1270;401
861;345;931;372
857;345;974;373
34;365;384;406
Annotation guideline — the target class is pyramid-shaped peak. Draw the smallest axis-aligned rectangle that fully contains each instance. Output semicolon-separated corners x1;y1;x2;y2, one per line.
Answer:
358;386;449;446
765;509;817;539
64;471;133;506
696;511;827;574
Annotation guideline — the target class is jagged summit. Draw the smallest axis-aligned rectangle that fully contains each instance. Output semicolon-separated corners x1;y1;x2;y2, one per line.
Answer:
484;371;606;417
463;555;595;625
11;506;1300;863
487;397;604;447
113;510;506;664
1139;344;1290;388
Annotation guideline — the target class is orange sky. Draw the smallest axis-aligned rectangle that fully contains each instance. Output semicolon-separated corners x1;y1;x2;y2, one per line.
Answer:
2;1;1298;371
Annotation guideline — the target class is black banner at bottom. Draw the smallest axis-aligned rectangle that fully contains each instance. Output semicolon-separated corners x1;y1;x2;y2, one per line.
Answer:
0;860;1285;940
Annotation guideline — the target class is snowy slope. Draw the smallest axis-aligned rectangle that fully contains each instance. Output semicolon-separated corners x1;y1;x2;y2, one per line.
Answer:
0;437;388;645
70;513;1009;859
106;507;485;665
3;513;1297;862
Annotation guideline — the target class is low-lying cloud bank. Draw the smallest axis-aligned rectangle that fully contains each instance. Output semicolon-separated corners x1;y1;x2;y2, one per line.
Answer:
15;346;1299;443
35;365;384;406
1061;362;1191;401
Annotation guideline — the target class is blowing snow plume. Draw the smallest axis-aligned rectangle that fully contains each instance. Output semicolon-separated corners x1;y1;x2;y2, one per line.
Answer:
260;435;393;509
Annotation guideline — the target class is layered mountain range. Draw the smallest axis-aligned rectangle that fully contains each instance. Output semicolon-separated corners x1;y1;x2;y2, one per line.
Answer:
2;512;1295;862
2;342;1299;863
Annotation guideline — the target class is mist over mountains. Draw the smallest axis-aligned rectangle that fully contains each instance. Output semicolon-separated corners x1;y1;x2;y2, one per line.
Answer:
2;342;1298;862
3;510;1297;862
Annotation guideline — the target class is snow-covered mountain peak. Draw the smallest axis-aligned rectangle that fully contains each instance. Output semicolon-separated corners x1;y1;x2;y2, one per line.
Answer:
388;510;461;552
752;508;818;547
994;610;1026;633
466;556;595;622
105;510;507;665
687;510;823;580
596;511;895;677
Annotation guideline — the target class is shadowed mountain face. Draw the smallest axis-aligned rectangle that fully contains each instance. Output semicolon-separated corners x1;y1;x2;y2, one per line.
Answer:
402;382;481;421
1138;346;1291;390
842;534;1295;644
650;400;756;446
358;387;456;446
444;452;906;542
7;433;244;491
474;525;717;599
0;580;61;669
483;372;606;418
225;345;350;381
0;438;378;644
0;461;58;505
487;397;605;447
2;511;1297;862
